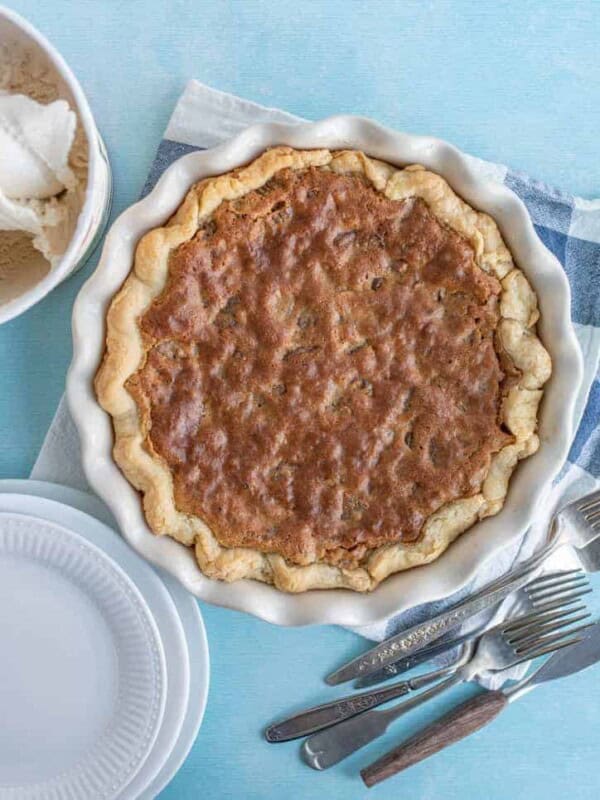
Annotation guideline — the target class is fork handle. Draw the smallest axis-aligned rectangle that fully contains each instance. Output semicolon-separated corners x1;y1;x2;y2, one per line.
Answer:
361;690;507;787
265;680;413;742
326;567;537;685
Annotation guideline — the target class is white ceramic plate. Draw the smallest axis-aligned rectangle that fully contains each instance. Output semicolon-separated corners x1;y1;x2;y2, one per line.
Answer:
0;511;167;800
67;116;583;627
0;481;209;800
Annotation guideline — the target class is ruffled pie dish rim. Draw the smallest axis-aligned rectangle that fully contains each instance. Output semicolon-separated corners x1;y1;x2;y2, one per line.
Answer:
68;115;582;626
94;146;550;593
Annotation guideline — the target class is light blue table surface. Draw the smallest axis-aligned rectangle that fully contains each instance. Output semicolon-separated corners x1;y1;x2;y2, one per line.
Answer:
1;1;599;798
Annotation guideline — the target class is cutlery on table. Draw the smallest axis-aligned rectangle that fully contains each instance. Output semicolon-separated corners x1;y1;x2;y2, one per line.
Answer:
265;643;474;742
302;593;592;770
265;570;587;741
361;619;600;787
353;569;589;688
326;488;600;687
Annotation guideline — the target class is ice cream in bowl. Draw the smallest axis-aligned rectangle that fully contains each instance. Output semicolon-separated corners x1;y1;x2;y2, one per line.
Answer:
0;6;111;324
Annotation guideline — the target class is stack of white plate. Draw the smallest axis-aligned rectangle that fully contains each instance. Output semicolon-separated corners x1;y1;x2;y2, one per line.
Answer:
0;480;209;800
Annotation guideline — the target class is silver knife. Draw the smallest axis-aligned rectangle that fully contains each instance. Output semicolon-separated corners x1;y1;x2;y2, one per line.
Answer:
361;621;600;787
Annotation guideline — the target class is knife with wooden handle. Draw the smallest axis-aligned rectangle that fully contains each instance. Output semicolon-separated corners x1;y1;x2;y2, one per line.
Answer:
361;620;600;788
361;691;506;786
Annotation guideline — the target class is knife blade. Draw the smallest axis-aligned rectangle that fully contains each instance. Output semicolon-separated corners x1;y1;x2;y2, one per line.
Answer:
511;619;600;696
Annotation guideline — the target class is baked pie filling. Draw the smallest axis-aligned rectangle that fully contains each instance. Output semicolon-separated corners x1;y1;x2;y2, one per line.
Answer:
96;148;551;592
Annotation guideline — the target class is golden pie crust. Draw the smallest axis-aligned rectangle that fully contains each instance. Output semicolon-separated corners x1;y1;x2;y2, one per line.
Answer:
95;147;551;592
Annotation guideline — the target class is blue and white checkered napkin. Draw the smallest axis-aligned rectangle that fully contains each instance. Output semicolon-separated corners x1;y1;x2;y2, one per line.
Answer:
33;80;600;651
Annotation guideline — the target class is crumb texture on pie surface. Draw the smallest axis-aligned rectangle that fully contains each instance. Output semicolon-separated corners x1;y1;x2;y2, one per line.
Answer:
95;147;551;592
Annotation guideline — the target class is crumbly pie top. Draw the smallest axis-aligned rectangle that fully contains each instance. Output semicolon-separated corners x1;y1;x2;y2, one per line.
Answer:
96;147;551;592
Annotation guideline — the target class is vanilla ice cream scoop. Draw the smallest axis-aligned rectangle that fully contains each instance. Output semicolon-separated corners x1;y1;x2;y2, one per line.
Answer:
0;93;76;199
0;9;107;324
0;91;79;263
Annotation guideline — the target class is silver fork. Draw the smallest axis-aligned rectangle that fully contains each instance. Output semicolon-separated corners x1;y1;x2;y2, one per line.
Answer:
303;596;592;769
353;568;590;689
326;487;600;687
264;570;590;742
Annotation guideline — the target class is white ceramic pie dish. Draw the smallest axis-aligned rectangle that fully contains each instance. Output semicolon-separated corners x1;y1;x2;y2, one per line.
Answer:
67;116;583;627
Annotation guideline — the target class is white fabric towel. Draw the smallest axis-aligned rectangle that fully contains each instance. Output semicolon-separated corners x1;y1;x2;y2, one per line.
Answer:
32;81;600;687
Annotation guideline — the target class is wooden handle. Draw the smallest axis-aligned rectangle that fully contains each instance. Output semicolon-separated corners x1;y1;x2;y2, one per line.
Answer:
361;690;508;788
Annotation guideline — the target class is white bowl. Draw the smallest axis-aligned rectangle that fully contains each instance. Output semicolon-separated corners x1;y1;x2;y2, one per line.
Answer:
67;116;583;626
0;6;112;325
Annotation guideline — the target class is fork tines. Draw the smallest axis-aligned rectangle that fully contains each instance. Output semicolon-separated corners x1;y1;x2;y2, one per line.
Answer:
505;607;591;649
584;507;600;525
502;576;592;660
575;489;600;528
576;489;600;514
525;569;591;607
512;625;591;660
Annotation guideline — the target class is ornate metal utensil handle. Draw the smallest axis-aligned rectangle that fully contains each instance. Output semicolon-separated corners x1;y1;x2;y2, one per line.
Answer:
265;680;413;742
325;565;537;686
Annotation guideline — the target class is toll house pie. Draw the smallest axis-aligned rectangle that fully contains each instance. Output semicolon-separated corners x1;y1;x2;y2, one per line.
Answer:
95;147;551;593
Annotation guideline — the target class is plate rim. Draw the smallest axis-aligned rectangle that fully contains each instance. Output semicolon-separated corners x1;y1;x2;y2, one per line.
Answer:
0;482;209;800
0;508;168;799
67;115;583;626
